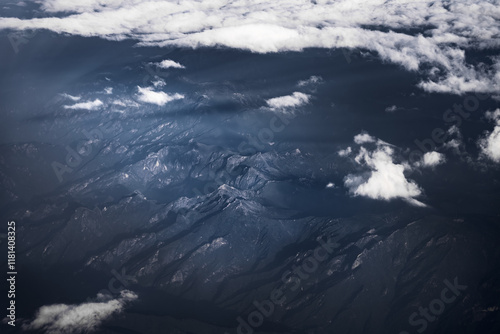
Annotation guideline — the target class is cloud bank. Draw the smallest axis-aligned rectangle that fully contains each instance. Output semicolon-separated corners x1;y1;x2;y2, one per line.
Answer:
23;290;137;334
1;0;499;94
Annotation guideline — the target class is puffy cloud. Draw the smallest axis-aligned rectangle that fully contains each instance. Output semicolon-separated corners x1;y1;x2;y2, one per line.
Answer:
414;151;453;168
338;146;352;157
136;86;184;106
152;79;166;87
416;151;447;168
64;99;103;110
155;59;185;69
0;1;499;94
342;133;426;207
354;133;376;145
479;109;500;163
445;139;461;150
23;290;138;334
422;151;446;167
266;92;310;109
486;109;500;121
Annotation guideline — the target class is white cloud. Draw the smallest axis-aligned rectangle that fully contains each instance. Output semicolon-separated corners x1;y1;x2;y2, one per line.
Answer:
1;1;499;94
479;109;500;163
448;125;461;136
60;93;81;101
23;290;137;334
443;125;464;153
445;138;461;150
266;92;310;109
152;79;166;87
136;86;184;106
385;105;398;112
338;146;352;157
354;133;376;145
112;99;140;107
485;109;500;122
155;59;185;69
419;151;446;167
343;133;426;207
64;99;103;110
297;75;323;87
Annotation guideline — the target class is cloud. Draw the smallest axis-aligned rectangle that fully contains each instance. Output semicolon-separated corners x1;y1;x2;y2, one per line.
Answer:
479;109;500;163
448;125;461;136
155;59;185;69
266;92;310;109
112;98;140;107
338;146;352;157
152;79;166;87
342;133;426;207
64;99;103;110
136;86;184;106
385;105;398;112
354;133;376;145
417;57;500;95
60;93;81;101
418;151;446;167
23;290;137;334
442;125;466;154
445;139;461;150
0;1;499;95
297;75;323;87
